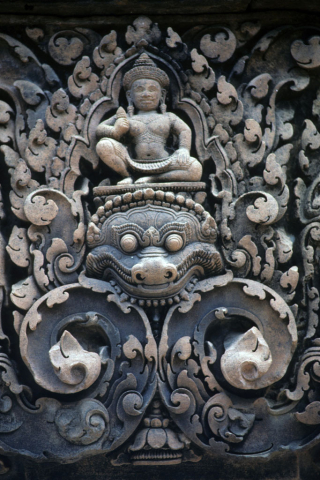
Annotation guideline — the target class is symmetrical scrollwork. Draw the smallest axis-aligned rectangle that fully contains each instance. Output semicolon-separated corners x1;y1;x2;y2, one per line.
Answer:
158;278;296;450
0;14;319;469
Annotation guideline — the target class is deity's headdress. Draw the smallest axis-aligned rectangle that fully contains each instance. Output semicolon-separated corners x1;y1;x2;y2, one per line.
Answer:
123;53;170;91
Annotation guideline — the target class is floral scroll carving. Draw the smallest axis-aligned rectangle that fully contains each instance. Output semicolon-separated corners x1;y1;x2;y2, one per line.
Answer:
0;15;319;469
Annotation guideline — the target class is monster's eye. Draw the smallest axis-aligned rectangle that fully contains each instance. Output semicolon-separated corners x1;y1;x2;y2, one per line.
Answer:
165;234;184;252
120;234;138;253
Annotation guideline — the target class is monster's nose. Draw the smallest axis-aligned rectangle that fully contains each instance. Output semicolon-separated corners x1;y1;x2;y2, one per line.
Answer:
132;256;178;285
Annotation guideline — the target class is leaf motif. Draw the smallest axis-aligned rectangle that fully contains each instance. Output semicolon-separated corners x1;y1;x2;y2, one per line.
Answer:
10;275;41;311
211;77;243;129
269;296;290;320
0;353;23;394
260;247;275;283
46;288;69;308
231;55;249;76
7;159;39;221
275;105;294;146
122;392;143;416
233;126;265;168
301;119;320;151
123;335;144;360
68;56;99;98
73;222;86;245
239;22;261;42
55;399;109;444
191;48;208;73
312;87;320;119
280;267;299;294
274;227;293;263
25;119;57;173
125;16;161;46
217;76;237;105
14;80;44;106
296;401;320;424
263;153;284;186
247;74;272;100
48;33;84;65
299;150;309;172
246;194;279;225
45;88;77;136
238;235;262;276
291;36;320;69
13;310;24;335
171;337;192;373
306;287;320;339
0;101;12;125
188;69;215;94
244;118;262;143
24;195;59;226
46;238;68;282
25;27;44;43
0;33;40;64
42;63;60;86
242;281;266;300
166;27;182;48
32;249;50;291
6;226;31;268
93;31;122;74
200;29;236;62
252;27;287;53
0;101;14;144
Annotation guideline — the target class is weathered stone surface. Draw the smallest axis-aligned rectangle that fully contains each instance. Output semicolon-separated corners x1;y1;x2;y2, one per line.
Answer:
0;0;319;16
0;8;320;479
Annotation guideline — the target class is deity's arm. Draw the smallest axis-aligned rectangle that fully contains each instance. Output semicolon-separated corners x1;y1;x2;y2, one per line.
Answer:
96;107;130;141
96;116;117;139
169;113;192;151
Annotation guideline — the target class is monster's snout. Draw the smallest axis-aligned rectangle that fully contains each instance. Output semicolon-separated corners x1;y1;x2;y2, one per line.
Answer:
132;250;178;285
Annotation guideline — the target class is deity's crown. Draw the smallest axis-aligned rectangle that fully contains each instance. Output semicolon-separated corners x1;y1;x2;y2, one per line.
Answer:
123;53;170;91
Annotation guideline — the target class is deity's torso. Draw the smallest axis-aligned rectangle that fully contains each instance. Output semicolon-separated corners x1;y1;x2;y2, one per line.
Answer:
128;112;173;160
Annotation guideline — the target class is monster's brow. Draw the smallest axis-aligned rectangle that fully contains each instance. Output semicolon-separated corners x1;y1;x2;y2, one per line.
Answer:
158;222;189;235
111;223;145;239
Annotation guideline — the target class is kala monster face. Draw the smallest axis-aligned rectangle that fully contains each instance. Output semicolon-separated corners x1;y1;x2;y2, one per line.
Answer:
86;188;223;305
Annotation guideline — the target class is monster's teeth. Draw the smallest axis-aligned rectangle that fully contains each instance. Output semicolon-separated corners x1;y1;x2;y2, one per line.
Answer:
130;297;137;304
180;290;189;301
120;293;129;302
138;299;145;306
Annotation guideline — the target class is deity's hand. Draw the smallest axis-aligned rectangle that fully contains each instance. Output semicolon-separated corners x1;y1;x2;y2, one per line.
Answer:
113;107;130;138
176;148;190;166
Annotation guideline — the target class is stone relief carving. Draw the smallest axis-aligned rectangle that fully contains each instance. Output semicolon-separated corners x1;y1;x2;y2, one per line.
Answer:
0;14;319;470
96;54;202;184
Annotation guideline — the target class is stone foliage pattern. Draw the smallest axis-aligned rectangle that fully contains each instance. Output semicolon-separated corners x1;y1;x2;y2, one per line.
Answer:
0;15;318;467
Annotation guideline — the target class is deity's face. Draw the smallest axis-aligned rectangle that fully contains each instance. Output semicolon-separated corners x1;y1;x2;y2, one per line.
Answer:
128;78;163;112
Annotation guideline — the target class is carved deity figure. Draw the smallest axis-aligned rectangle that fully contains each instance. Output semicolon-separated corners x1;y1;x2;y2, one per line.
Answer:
96;54;202;184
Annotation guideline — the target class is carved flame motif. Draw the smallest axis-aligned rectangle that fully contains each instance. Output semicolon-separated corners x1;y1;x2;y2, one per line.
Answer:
202;393;255;443
220;327;273;390
55;399;109;446
49;330;102;390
